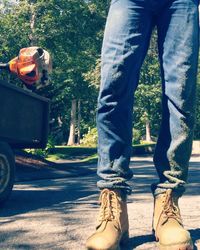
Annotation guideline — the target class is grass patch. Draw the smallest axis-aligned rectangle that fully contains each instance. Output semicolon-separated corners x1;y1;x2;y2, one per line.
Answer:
80;153;98;164
49;146;97;156
133;142;156;147
46;154;65;161
46;143;156;162
46;152;98;164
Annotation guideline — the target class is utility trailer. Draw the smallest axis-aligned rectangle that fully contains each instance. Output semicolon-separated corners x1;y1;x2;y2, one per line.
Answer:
0;80;49;203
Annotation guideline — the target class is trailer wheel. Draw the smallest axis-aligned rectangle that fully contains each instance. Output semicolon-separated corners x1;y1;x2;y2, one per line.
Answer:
0;142;15;204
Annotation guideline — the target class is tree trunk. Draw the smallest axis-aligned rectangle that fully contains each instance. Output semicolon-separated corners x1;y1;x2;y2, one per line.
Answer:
77;99;81;145
29;2;37;46
67;99;77;146
145;119;152;142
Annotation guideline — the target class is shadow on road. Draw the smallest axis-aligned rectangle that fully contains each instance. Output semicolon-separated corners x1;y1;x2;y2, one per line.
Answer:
190;228;200;250
1;158;200;214
124;234;155;250
121;229;200;250
0;176;98;217
0;157;199;249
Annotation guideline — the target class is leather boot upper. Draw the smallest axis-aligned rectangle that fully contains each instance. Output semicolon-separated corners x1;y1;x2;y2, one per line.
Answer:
153;189;193;249
86;188;129;250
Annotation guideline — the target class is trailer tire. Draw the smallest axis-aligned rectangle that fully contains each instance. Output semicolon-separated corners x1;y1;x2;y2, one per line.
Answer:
0;142;15;204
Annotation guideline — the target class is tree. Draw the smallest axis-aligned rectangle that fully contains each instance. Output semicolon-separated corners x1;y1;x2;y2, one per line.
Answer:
67;99;77;145
0;1;172;145
1;0;106;145
134;31;162;142
134;83;162;141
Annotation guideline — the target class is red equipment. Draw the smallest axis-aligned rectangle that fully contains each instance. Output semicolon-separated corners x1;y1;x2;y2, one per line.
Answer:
0;47;52;89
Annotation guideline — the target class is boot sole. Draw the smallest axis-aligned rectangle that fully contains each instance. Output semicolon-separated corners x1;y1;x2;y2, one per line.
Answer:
157;241;193;250
86;231;129;250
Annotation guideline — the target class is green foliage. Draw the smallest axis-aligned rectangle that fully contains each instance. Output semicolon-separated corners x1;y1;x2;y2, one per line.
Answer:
134;31;162;138
25;136;55;158
132;128;141;145
80;127;98;147
80;127;143;147
134;83;162;137
0;0;105;144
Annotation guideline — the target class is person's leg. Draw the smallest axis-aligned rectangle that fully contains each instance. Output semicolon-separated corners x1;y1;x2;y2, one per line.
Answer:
153;0;199;197
152;0;199;249
86;1;154;249
97;0;154;195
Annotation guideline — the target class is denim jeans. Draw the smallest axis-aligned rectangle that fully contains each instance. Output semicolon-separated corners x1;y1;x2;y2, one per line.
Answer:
97;0;199;196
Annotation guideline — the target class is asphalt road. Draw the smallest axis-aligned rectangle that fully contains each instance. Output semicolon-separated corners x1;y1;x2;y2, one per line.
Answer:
0;156;200;250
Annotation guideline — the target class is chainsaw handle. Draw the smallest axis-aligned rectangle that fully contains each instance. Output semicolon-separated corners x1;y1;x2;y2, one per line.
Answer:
0;63;9;70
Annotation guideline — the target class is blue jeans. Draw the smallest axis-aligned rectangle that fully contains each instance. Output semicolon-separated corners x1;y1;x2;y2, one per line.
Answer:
97;0;199;196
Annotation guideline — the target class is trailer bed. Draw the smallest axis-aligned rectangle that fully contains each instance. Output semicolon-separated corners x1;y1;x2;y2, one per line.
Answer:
0;80;49;148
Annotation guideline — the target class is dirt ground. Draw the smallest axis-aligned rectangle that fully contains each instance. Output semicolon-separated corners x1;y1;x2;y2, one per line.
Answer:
15;151;54;169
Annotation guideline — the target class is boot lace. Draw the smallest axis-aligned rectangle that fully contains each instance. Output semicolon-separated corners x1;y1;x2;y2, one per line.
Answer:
99;189;121;222
162;190;182;225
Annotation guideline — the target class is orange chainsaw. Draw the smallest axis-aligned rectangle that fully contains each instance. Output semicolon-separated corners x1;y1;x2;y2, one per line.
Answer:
0;47;52;89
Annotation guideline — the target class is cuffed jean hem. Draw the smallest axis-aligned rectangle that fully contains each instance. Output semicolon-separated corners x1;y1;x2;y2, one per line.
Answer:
151;182;186;197
97;180;132;195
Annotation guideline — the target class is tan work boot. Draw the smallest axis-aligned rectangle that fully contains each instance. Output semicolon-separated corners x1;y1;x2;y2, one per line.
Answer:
153;189;193;250
86;188;129;250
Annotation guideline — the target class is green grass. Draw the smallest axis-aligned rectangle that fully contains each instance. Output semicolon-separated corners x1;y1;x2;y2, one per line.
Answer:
46;152;98;164
134;142;155;147
46;153;66;161
45;143;155;163
49;146;97;155
80;153;98;164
